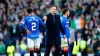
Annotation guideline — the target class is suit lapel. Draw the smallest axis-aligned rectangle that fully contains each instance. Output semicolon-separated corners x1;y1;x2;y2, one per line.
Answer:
49;13;55;24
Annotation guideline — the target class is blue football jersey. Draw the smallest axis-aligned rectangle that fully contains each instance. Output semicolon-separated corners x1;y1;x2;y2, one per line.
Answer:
20;15;45;38
60;16;70;38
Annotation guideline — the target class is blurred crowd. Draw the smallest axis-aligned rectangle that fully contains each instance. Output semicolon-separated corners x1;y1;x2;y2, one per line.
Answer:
0;0;100;56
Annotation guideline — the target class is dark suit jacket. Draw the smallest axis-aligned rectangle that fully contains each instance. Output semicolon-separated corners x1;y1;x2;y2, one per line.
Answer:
46;13;65;45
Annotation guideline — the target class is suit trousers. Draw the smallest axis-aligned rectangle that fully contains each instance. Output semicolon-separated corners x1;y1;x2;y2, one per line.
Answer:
44;44;61;56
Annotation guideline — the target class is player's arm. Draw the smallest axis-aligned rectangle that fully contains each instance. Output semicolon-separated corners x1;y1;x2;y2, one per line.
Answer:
59;16;66;37
19;18;26;30
65;20;71;44
65;20;70;38
38;16;46;26
19;18;31;34
65;26;70;38
65;19;70;38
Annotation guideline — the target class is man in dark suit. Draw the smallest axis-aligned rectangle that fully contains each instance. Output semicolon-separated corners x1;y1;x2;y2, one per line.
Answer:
43;5;66;56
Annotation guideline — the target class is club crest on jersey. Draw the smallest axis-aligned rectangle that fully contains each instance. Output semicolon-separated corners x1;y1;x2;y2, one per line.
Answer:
66;22;69;23
20;18;25;24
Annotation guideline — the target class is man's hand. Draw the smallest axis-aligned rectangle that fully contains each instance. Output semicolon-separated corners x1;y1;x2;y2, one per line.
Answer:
26;29;31;34
43;16;47;22
63;35;66;39
69;38;73;44
97;47;100;50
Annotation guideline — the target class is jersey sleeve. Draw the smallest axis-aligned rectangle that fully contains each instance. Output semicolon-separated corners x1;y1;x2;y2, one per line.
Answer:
19;17;27;30
60;17;65;35
65;20;70;38
38;16;46;26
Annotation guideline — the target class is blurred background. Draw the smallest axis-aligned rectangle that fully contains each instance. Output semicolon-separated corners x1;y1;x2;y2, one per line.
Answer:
0;0;100;56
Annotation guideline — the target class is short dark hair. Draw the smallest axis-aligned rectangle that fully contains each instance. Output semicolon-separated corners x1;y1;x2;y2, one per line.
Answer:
49;5;56;8
62;8;69;15
33;8;37;13
27;8;33;14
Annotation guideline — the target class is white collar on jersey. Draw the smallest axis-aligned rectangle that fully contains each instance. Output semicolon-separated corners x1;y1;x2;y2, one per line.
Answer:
63;15;67;18
29;13;34;16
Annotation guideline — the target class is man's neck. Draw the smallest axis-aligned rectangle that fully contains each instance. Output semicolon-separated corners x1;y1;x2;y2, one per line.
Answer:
50;13;55;16
28;13;34;16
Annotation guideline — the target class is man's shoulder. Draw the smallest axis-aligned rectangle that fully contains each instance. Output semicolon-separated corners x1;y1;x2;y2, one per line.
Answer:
24;16;30;20
34;15;39;18
60;16;66;20
25;16;30;18
46;13;60;16
55;14;60;17
61;16;69;21
46;13;51;17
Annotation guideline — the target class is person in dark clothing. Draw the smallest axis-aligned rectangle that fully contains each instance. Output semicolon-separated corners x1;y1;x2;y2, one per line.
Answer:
11;20;22;46
43;5;66;56
93;38;100;56
81;24;89;41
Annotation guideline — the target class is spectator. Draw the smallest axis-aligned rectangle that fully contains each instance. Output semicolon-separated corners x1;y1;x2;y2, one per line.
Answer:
96;44;100;56
80;38;87;56
3;20;12;46
72;41;80;56
19;40;27;56
0;40;6;55
92;38;100;56
0;25;3;40
11;20;22;46
87;36;94;53
7;41;15;56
